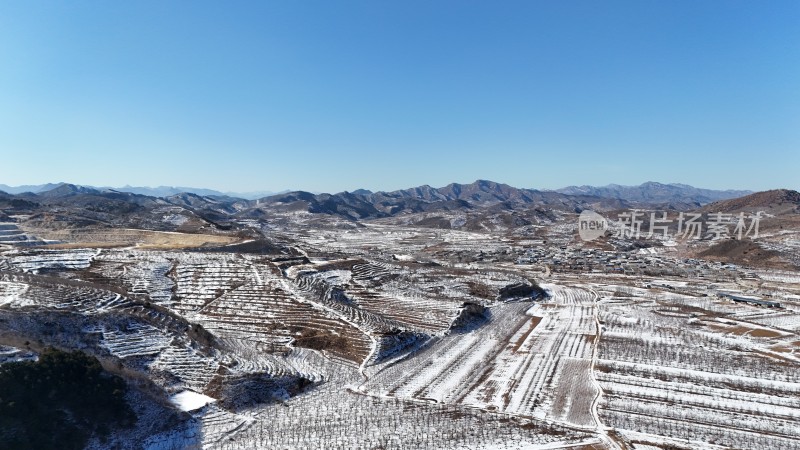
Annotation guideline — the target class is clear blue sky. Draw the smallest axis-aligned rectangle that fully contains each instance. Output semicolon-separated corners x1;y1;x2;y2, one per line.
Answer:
1;1;798;193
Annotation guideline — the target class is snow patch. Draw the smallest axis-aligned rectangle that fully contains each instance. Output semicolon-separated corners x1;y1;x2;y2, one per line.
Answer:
169;390;216;412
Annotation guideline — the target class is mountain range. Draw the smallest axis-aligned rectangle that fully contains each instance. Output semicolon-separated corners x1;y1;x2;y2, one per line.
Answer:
555;182;751;204
243;180;759;220
0;180;797;236
0;181;751;205
0;183;282;200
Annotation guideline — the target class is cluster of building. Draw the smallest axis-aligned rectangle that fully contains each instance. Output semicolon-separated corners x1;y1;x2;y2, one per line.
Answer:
516;245;742;280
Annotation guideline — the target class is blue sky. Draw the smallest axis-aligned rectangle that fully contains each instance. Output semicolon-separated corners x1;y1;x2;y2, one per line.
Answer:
0;1;797;193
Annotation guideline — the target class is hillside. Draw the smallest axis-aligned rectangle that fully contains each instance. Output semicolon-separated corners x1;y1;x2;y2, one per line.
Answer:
700;189;800;215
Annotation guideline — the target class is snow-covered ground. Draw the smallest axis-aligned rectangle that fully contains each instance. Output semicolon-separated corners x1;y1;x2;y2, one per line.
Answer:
1;230;799;449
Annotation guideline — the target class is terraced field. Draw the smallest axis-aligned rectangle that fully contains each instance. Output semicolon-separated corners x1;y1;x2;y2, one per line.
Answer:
588;275;800;449
361;283;603;432
1;227;799;449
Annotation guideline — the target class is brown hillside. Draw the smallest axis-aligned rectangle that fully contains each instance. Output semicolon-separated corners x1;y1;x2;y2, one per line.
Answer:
696;239;793;269
700;189;800;215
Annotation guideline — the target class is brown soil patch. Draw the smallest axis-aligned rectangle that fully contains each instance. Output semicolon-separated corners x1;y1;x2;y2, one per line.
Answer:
705;322;785;339
747;328;783;338
513;316;542;353
770;345;792;353
27;228;240;249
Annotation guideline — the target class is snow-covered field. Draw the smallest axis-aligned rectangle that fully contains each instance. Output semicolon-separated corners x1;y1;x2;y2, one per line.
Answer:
1;224;799;449
360;284;600;428
588;275;800;449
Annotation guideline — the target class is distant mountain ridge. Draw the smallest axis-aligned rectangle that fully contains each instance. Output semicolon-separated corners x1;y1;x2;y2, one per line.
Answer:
555;182;751;205
0;180;785;233
354;180;540;205
252;179;728;220
0;183;283;200
1;180;753;206
0;183;66;195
